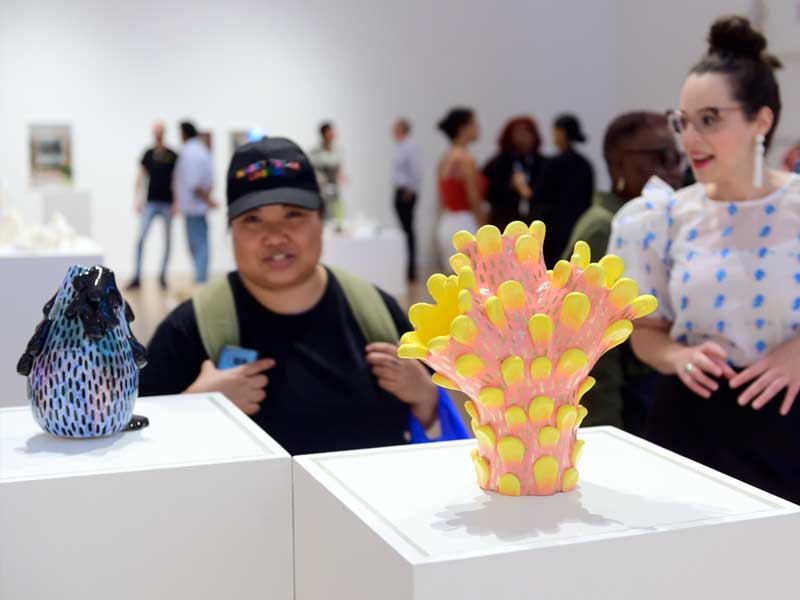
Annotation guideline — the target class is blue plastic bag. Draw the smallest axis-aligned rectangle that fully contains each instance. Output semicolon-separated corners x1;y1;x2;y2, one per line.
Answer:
408;387;470;443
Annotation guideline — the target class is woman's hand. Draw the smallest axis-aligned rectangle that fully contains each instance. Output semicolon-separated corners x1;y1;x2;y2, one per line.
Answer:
729;336;800;416
185;357;275;415
667;341;736;399
511;171;532;199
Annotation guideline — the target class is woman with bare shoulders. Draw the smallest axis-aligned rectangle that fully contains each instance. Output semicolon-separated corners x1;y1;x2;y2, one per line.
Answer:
436;108;487;264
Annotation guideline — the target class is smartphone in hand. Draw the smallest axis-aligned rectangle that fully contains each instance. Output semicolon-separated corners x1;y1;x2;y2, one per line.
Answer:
217;346;258;370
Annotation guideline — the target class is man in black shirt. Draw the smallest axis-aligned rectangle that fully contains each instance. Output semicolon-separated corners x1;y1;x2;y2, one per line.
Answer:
128;122;177;290
139;137;439;455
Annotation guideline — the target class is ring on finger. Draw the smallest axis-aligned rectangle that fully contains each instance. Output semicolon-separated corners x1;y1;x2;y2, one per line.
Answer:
683;362;695;374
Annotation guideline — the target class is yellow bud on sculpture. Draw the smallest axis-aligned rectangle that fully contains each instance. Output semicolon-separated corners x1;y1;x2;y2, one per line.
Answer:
501;356;525;385
530;357;552;380
529;396;555;423
609;278;639;308
599;254;624;286
478;387;505;409
399;219;657;495
452;230;475;251
505;406;527;430
529;220;546;244
485;296;507;330
498;280;526;310
449;253;471;273
476;225;503;256
528;314;553;345
504;221;530;239
551;260;572;287
538;426;560;448
514;234;539;263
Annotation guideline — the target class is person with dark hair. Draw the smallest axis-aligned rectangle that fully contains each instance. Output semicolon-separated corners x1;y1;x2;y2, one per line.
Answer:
482;116;546;229
391;118;421;282
562;111;683;433
128;122;177;291
310;121;343;220
436;107;487;264
531;113;594;267
180;121;198;140
611;16;800;502
140;137;444;455
174;120;216;283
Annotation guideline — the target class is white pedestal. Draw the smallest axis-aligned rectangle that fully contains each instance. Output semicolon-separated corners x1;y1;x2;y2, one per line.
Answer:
322;227;405;297
0;393;294;600
294;427;800;600
0;248;104;407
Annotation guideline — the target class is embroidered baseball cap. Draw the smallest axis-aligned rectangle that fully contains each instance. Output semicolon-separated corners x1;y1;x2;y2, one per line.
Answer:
226;137;322;221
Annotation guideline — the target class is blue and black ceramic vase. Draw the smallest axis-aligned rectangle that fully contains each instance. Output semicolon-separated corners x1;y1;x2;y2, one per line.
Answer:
16;265;149;437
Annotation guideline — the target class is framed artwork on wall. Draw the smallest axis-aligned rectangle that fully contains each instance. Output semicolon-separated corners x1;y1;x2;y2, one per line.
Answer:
29;124;72;186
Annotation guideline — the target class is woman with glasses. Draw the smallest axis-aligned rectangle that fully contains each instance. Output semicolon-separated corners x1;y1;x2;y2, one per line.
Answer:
563;112;683;433
611;16;800;502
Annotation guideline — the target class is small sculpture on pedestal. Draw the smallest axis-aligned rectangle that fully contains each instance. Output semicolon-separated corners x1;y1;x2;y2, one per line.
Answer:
17;265;149;437
398;222;657;496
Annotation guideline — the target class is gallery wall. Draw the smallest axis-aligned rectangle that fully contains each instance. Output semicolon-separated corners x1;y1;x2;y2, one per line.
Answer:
0;0;620;277
1;0;796;279
617;0;800;162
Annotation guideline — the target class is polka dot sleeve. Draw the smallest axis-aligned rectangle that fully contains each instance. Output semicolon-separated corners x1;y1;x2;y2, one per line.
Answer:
609;177;675;322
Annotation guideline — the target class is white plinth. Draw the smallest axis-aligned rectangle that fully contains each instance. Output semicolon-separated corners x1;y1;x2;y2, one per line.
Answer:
0;393;293;600
294;427;799;600
0;248;103;407
322;227;405;297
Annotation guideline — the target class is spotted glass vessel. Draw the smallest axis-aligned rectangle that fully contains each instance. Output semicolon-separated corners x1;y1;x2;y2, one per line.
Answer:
17;265;149;437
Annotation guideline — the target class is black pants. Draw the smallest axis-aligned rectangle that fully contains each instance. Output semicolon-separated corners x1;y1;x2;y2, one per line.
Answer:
646;375;800;503
394;187;417;281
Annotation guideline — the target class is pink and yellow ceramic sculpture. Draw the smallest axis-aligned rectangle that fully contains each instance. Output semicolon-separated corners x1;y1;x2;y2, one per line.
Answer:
398;221;657;496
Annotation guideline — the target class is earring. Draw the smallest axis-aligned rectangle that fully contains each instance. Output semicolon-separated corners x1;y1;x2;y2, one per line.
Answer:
754;134;765;188
615;176;626;193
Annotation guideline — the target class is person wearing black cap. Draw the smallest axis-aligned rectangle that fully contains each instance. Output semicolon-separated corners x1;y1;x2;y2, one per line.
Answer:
531;113;595;266
139;137;440;455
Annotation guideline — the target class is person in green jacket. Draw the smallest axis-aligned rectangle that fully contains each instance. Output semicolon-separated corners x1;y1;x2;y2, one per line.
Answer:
563;112;683;433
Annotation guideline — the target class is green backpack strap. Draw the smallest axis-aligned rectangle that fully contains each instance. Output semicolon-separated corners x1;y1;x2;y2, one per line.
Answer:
329;266;399;344
191;268;398;363
192;276;240;363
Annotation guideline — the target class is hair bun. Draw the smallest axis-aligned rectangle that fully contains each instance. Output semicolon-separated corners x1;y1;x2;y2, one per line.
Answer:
708;15;767;59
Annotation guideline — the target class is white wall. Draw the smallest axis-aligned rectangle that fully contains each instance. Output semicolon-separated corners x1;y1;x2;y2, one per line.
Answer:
0;0;619;278
617;0;800;165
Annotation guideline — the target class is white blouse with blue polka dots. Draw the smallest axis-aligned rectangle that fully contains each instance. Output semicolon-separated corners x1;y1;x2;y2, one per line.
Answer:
610;174;800;367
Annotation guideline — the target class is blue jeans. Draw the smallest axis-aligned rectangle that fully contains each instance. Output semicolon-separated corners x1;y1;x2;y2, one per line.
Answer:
133;202;172;280
185;215;209;283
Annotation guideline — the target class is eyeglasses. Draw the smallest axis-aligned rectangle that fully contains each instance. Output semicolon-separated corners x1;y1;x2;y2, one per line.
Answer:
622;148;685;170
666;106;743;136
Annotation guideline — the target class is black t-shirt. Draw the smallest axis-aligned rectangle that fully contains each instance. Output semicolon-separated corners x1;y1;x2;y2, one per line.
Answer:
138;269;413;455
140;147;177;203
531;149;595;266
483;152;545;230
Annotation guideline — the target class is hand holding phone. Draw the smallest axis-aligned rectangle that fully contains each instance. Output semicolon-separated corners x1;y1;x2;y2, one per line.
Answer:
185;346;274;415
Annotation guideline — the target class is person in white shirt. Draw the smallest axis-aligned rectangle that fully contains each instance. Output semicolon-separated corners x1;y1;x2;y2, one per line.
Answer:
392;118;421;282
173;121;216;283
309;122;342;221
610;16;799;502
